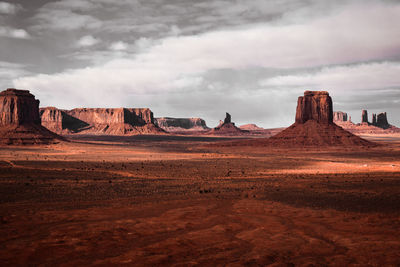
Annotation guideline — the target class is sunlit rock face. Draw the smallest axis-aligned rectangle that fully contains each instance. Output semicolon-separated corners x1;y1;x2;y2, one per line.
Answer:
295;91;333;124
0;88;41;126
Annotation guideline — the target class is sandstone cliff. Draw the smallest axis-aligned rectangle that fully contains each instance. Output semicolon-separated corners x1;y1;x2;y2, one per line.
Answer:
295;91;333;124
40;107;163;135
333;111;348;122
0;88;61;145
376;112;390;129
154;117;209;132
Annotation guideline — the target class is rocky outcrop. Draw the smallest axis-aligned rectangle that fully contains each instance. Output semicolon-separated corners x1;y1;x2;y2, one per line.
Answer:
154;117;209;132
0;88;41;126
295;91;333;124
362;110;369;123
224;112;232;124
333;111;348;122
0;88;61;145
239;124;264;131
40;107;163;135
372;113;377;125
266;91;374;147
40;107;89;134
376;112;390;129
209;112;248;135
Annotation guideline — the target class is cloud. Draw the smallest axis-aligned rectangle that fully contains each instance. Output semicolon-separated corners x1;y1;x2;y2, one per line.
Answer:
0;26;30;39
259;62;400;91
0;2;21;14
109;41;128;51
12;1;400;127
77;35;100;47
32;6;102;31
0;61;30;89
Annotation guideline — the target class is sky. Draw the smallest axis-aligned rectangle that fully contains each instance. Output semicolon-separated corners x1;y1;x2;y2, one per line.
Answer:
0;0;399;128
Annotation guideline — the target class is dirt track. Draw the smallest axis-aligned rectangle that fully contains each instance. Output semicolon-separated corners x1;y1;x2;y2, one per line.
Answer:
1;135;400;265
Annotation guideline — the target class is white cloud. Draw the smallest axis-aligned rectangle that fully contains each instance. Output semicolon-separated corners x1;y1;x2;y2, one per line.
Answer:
109;41;128;51
0;26;30;39
77;35;100;47
0;2;21;14
0;61;30;90
260;62;400;91
13;2;400;113
33;8;102;31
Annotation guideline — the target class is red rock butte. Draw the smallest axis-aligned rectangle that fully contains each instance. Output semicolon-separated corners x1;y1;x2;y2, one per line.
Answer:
0;88;61;145
295;91;333;124
266;90;374;147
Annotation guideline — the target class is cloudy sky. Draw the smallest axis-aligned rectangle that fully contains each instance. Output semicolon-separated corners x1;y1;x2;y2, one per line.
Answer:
1;0;399;128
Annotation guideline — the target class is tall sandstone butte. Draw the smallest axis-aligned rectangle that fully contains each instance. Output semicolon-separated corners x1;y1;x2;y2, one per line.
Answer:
0;88;61;144
295;91;333;124
0;88;41;126
362;110;369;123
376;112;390;129
266;91;373;147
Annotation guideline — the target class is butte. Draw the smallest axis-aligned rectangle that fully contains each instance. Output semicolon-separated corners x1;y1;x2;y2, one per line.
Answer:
0;88;62;145
267;91;374;147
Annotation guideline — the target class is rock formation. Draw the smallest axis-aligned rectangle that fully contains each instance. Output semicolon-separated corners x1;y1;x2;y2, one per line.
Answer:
209;112;248;135
376;112;390;129
333;111;348;122
154;117;209;132
361;110;369;123
239;124;264;131
295;91;333;124
372;113;377;125
266;91;373;147
0;88;61;145
40;107;164;135
224;112;232;124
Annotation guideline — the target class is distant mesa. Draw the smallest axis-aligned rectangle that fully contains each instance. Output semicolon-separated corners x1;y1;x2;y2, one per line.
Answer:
0;88;62;145
333;111;348;123
40;107;164;135
209;112;249;135
154;117;209;132
239;124;265;131
266;91;373;147
335;109;399;134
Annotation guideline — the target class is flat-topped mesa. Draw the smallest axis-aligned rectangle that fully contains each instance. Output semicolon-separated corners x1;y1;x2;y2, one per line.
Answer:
361;110;369;123
154;117;209;131
39;107;162;135
67;108;154;126
295;90;333;124
0;88;41;126
333;111;348;122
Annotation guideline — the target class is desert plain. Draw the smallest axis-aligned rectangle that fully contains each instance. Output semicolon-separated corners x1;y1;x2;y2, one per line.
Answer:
1;133;400;266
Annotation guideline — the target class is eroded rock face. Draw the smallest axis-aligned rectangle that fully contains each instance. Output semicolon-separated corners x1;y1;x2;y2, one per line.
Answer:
333;111;348;122
224;112;231;124
376;112;390;129
154;117;208;131
362;110;369;123
372;114;377;125
0;88;61;145
40;107;162;135
0;88;41;126
295;91;333;124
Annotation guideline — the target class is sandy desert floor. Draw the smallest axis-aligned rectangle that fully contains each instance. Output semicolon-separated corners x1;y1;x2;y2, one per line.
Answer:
1;134;400;266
